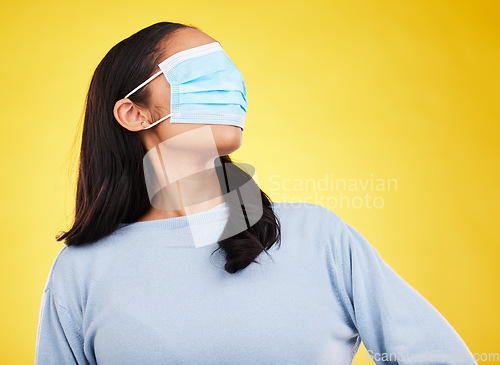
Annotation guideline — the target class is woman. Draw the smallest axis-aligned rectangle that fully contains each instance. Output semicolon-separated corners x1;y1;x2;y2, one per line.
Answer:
35;22;477;364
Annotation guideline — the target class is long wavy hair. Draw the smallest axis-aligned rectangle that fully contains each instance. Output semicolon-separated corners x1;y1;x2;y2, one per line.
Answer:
56;21;281;274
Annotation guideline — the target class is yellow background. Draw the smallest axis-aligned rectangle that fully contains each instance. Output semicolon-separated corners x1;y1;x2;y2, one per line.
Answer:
1;0;498;363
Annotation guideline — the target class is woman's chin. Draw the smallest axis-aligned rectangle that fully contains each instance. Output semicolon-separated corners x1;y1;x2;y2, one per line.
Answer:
210;124;243;155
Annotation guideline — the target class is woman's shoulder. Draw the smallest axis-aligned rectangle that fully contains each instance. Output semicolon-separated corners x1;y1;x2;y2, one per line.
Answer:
269;201;346;246
271;201;344;227
43;229;129;301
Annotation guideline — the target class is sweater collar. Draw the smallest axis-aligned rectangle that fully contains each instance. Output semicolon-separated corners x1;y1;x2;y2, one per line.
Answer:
117;201;230;231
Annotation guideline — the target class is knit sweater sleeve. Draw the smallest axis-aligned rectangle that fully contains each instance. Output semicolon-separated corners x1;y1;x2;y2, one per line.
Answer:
327;214;477;365
35;250;89;365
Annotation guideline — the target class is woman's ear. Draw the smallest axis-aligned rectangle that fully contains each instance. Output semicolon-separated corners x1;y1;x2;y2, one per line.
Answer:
113;98;149;132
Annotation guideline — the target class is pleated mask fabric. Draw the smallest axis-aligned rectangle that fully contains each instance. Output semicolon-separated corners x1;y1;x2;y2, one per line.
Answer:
124;42;248;131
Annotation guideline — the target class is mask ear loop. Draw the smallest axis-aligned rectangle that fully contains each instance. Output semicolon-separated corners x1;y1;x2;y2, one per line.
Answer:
142;113;175;129
124;70;163;99
124;70;178;130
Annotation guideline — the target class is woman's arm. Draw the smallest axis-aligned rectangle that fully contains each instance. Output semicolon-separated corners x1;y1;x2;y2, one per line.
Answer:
35;254;88;365
328;215;477;365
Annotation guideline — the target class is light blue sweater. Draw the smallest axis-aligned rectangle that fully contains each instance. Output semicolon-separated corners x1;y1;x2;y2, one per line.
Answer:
35;201;477;364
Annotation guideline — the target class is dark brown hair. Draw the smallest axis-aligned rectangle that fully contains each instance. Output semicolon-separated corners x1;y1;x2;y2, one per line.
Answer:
56;21;281;274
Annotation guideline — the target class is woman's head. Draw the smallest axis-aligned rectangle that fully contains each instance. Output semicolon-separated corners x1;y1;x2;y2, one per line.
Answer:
113;26;243;156
57;22;281;274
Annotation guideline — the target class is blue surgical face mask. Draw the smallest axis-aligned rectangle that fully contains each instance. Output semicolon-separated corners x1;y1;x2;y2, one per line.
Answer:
124;41;247;131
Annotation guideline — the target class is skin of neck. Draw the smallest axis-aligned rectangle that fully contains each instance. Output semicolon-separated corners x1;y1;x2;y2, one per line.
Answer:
136;125;227;222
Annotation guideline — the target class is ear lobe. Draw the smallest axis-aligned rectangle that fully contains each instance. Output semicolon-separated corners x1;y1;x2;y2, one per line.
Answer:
113;98;146;132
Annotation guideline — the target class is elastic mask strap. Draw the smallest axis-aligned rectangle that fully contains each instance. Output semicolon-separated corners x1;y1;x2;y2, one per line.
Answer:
124;70;163;99
143;113;178;130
